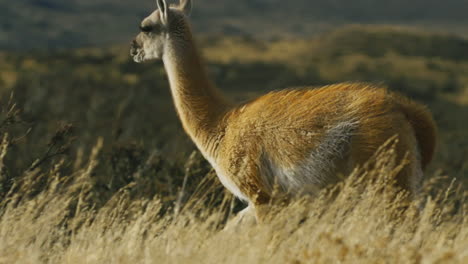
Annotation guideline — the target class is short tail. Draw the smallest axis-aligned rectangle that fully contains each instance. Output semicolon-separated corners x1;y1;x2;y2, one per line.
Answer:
394;94;437;170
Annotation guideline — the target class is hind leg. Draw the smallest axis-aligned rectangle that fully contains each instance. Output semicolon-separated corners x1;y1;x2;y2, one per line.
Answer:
393;123;424;197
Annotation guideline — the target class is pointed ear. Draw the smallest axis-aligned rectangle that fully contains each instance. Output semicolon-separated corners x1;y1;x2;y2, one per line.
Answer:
180;0;192;16
157;0;168;24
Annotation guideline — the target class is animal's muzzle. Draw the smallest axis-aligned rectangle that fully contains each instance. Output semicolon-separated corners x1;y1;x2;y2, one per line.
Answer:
130;40;140;56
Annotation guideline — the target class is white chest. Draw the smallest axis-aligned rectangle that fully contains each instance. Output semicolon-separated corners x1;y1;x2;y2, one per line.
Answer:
194;142;250;202
208;159;249;203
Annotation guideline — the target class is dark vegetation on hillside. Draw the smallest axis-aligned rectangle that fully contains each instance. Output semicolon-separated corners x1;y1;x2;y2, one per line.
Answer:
0;26;467;211
2;0;468;50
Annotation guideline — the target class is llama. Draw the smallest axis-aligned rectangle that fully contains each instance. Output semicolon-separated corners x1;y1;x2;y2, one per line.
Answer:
130;0;437;222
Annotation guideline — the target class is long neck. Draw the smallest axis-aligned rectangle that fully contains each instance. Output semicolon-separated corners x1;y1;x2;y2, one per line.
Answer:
162;33;230;157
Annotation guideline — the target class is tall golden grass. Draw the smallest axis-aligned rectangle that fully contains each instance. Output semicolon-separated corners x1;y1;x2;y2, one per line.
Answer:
0;135;465;264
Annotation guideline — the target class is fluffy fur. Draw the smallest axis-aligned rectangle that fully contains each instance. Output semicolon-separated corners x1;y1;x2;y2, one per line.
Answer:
131;0;437;222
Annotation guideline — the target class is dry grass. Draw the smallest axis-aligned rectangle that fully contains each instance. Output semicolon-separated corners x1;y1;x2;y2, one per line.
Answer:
0;136;466;264
0;26;467;263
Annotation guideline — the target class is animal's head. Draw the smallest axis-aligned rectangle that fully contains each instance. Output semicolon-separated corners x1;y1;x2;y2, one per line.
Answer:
130;0;192;63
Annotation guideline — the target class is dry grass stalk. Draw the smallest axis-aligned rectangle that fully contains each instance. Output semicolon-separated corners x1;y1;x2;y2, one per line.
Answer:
0;139;465;263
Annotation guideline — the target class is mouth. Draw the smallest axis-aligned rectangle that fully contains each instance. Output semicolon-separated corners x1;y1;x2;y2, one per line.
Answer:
132;50;145;63
130;41;145;63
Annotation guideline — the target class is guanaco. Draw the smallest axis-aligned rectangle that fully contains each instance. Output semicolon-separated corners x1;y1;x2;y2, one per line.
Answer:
130;0;437;222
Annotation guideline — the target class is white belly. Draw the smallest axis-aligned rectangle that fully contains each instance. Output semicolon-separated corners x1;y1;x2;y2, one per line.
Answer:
260;120;357;194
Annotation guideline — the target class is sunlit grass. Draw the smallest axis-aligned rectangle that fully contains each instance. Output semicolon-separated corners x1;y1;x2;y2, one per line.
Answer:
0;137;465;263
0;25;467;263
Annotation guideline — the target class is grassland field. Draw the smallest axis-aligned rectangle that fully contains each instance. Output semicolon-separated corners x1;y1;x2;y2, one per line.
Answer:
0;25;467;263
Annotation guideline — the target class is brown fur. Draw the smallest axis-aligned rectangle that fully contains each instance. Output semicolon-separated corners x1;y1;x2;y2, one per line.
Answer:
217;84;436;208
131;0;437;222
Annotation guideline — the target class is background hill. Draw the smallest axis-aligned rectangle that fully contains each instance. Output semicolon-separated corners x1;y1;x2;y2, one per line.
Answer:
1;26;467;191
1;0;468;50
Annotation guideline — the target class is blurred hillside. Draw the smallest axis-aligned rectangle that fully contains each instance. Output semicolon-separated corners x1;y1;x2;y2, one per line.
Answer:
1;0;468;50
0;26;467;198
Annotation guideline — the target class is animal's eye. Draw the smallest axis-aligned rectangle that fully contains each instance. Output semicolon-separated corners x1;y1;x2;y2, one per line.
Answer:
140;25;153;33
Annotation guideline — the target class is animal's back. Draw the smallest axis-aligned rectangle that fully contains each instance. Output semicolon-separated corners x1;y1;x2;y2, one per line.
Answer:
218;83;436;200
